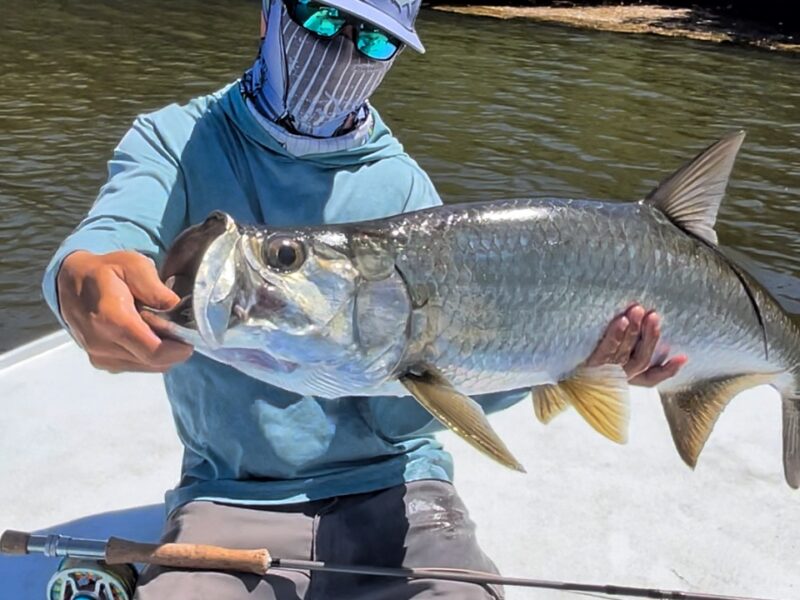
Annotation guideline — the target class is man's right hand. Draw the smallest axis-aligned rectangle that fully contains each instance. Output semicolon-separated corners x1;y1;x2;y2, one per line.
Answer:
57;250;194;373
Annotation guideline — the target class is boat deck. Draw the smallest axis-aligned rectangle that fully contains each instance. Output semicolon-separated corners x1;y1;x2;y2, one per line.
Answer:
1;333;796;598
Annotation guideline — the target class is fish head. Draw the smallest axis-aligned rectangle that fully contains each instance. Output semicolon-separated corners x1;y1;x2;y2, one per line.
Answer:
154;210;238;347
230;224;411;392
155;212;411;395
234;226;361;346
156;212;359;356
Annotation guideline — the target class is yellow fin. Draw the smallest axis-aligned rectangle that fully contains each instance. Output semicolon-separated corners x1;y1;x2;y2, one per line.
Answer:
532;385;569;424
662;372;778;468
535;365;630;443
401;370;525;473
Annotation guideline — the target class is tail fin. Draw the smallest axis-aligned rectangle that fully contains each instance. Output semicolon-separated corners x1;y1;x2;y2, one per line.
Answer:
659;371;800;489
783;397;800;489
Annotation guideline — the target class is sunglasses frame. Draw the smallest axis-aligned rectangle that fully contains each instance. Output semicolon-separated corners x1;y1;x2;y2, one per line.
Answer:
284;0;403;61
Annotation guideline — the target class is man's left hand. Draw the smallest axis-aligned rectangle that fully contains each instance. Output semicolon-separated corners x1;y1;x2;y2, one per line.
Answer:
585;304;688;387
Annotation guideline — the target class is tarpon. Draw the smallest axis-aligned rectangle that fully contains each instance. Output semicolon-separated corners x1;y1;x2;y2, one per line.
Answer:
151;132;800;488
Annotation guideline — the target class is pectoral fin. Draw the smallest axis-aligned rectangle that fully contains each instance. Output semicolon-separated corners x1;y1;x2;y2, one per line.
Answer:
661;372;777;468
400;370;525;472
532;365;630;443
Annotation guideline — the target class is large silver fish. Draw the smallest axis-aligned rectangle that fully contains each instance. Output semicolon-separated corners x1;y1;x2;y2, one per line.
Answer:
151;132;800;488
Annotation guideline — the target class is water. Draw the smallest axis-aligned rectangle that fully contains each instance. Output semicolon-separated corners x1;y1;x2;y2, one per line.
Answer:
1;0;799;352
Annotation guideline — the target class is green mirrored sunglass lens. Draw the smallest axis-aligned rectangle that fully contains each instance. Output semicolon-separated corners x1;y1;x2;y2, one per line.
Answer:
295;2;345;37
357;31;398;60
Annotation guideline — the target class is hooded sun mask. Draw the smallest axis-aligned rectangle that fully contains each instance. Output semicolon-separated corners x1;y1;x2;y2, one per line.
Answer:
242;0;399;143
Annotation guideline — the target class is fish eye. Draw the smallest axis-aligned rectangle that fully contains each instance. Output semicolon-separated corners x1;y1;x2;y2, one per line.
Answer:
264;236;306;272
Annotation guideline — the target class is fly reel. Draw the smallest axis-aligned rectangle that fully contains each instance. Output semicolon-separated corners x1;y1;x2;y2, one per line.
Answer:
47;558;137;600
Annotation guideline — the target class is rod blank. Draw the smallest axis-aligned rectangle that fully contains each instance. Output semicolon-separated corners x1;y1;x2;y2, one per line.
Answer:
272;559;775;600
0;530;780;600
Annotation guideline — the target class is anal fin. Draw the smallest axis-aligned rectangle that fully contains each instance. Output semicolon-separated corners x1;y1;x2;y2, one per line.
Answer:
661;372;778;468
532;365;629;443
401;369;525;473
532;385;569;424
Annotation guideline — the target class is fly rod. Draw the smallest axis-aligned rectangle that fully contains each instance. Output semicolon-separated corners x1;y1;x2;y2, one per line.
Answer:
0;530;781;600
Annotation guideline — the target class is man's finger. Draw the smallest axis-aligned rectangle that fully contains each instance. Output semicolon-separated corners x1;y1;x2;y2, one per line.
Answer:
585;314;629;367
630;355;688;387
89;334;192;371
95;287;164;359
141;310;182;340
95;294;175;365
88;353;178;374
117;253;180;310
612;304;645;364
151;338;194;365
91;268;184;366
114;314;193;367
624;311;661;377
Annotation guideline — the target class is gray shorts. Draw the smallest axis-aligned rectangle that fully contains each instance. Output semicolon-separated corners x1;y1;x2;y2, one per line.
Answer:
134;480;503;599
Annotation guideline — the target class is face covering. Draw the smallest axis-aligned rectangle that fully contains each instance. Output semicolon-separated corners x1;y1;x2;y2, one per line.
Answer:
242;0;396;139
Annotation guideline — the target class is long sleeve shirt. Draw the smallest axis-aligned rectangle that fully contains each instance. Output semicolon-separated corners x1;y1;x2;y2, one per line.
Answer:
42;83;526;515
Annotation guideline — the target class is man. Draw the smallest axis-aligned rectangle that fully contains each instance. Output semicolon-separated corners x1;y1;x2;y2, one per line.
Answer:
43;0;685;597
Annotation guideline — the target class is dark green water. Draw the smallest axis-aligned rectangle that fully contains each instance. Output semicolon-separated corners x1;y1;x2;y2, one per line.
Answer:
1;0;799;352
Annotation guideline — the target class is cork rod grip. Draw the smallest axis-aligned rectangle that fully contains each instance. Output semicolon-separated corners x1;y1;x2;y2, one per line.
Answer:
0;530;30;555
106;538;271;575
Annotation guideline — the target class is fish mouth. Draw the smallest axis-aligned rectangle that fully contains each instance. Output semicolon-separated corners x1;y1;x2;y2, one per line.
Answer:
157;211;240;346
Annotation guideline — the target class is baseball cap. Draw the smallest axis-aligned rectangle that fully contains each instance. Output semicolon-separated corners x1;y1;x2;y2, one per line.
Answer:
265;0;425;53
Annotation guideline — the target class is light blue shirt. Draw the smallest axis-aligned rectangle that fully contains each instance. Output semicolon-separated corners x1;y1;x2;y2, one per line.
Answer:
42;84;526;515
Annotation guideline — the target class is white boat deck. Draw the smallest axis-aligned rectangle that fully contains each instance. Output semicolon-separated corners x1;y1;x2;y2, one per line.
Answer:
1;333;797;599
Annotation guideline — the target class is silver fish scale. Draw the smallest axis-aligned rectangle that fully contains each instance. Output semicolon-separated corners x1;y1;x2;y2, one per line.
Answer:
384;198;799;396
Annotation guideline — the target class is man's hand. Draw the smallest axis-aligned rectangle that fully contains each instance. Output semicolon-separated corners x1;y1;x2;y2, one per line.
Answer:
57;250;193;373
586;304;687;387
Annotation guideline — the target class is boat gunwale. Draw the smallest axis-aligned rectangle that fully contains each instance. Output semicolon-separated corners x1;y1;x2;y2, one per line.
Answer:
0;331;70;373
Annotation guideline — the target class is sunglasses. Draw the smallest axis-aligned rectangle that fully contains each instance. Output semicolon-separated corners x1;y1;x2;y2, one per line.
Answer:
284;0;402;61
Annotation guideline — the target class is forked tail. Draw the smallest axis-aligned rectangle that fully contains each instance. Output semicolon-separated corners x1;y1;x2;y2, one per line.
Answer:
781;303;800;488
632;129;800;489
783;391;800;489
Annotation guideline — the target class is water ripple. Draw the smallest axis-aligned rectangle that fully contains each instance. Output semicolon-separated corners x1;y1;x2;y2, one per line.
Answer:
1;2;799;350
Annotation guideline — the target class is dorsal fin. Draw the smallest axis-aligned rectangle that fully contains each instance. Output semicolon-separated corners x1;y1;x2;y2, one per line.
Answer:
643;131;745;245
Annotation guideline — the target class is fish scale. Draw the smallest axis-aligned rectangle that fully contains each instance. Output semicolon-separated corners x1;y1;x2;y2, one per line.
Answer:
391;199;782;395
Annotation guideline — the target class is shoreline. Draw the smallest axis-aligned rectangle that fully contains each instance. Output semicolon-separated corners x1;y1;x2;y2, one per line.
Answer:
431;4;800;53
